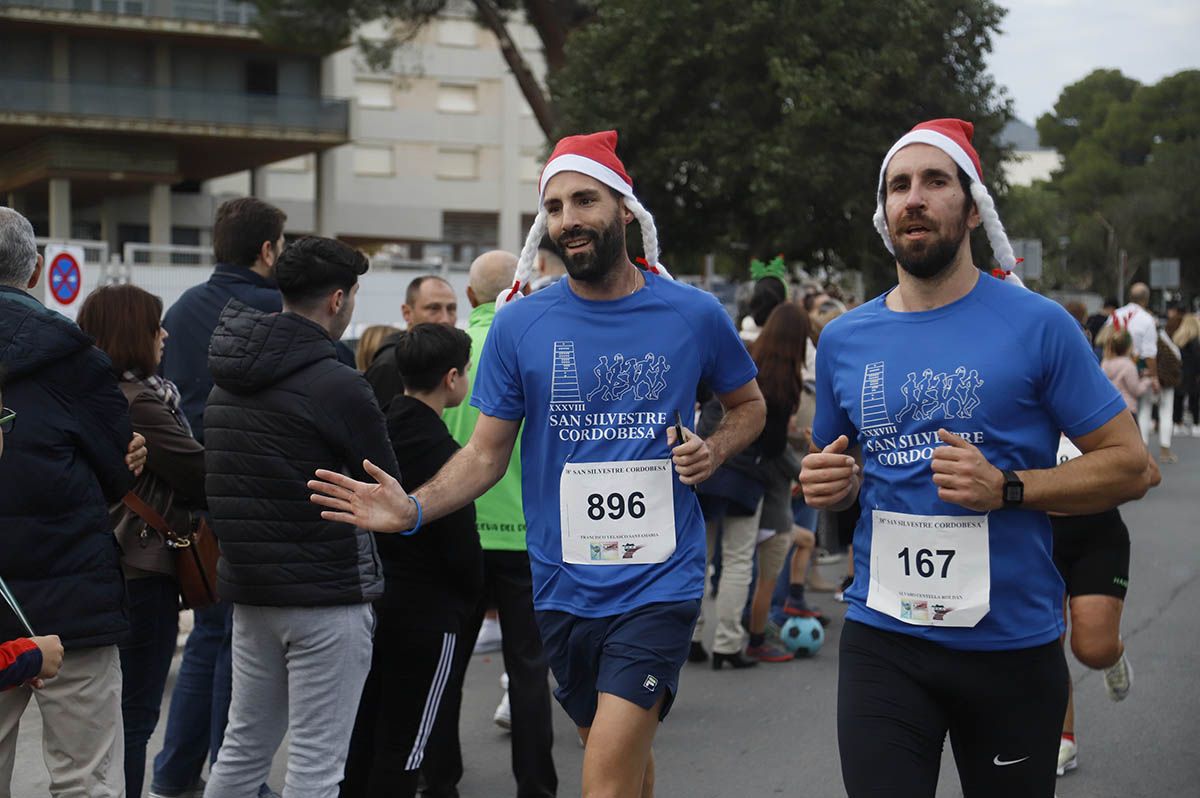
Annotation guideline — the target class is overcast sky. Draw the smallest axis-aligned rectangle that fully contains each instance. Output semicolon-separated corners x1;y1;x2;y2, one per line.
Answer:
988;0;1200;124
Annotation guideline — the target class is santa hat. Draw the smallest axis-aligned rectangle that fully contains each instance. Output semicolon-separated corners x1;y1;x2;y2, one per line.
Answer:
872;118;1019;280
498;130;671;310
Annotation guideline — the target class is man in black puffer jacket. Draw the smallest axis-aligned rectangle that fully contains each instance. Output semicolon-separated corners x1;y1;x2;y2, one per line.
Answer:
203;236;400;797
0;207;136;795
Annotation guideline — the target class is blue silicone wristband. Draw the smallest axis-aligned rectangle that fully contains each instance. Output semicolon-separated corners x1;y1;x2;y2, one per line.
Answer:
399;494;422;536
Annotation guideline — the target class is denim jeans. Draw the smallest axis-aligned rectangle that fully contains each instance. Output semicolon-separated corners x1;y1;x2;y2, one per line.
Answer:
150;600;233;795
120;574;181;798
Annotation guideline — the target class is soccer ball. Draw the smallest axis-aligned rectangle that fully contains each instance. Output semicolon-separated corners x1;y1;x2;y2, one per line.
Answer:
780;616;825;656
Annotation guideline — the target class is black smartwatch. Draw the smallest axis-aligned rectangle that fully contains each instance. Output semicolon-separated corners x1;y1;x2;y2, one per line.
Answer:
1001;469;1024;508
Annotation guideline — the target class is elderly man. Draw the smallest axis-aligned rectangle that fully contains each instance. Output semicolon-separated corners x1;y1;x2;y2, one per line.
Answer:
0;206;143;796
365;275;459;410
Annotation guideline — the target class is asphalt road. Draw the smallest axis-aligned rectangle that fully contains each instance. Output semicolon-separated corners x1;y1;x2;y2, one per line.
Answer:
10;436;1200;797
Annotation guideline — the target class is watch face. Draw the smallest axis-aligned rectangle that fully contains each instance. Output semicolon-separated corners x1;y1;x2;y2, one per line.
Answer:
1005;483;1022;503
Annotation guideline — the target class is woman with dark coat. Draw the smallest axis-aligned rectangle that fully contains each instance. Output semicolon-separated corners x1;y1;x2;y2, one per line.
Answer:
78;284;206;798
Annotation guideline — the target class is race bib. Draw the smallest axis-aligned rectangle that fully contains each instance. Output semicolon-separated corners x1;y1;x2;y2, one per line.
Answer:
1057;435;1082;464
866;509;990;628
559;459;676;565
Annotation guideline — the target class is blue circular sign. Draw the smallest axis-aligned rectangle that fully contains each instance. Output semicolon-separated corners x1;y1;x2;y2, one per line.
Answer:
49;253;82;305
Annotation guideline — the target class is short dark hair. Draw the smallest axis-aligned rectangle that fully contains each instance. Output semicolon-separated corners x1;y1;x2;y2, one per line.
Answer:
405;274;452;306
275;236;369;308
77;284;164;375
394;323;472;393
212;197;287;267
1103;297;1119;309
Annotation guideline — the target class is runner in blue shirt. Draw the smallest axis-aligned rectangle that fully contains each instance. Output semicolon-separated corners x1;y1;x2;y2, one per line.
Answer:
799;118;1154;798
308;131;765;798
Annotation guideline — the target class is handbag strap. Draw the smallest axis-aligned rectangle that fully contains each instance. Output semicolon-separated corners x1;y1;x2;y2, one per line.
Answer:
121;491;185;546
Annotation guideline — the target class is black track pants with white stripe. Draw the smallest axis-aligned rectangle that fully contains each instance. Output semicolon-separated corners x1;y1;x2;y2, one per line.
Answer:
341;615;457;798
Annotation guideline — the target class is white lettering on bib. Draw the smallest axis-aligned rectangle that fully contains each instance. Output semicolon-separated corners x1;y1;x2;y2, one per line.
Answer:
866;509;990;628
559;459;676;565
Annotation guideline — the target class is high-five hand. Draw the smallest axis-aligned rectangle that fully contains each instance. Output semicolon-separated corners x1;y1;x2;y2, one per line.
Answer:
930;428;1004;511
308;460;415;533
799;435;860;509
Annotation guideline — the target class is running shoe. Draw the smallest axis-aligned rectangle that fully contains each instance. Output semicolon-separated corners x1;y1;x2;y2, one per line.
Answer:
473;615;502;655
1103;652;1133;701
815;548;844;565
494;689;512;730
782;597;830;627
746;640;795;663
1056;737;1078;776
834;575;854;603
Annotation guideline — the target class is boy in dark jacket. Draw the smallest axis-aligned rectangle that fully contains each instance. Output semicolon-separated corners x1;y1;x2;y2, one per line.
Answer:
203;236;400;798
341;323;484;798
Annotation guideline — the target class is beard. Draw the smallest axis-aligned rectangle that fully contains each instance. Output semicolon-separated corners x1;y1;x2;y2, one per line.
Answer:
891;211;968;280
554;216;626;283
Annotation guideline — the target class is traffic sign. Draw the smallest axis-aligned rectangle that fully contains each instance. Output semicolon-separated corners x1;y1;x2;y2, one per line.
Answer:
1150;258;1180;289
42;244;89;320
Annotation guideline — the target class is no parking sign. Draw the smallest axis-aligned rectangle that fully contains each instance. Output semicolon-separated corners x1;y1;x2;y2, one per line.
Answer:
42;244;90;321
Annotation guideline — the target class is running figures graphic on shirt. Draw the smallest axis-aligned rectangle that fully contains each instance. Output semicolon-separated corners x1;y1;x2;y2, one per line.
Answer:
585;352;671;402
860;361;985;435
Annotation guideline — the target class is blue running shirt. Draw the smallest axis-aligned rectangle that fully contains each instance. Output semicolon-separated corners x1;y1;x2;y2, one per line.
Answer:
812;274;1127;650
471;272;757;617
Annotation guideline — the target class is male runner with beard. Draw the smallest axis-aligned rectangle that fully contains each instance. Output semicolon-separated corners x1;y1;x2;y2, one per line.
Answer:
799;119;1153;798
308;131;765;798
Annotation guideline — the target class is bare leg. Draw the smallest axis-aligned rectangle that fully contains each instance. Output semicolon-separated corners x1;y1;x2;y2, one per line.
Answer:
1069;595;1125;670
579;692;663;798
788;526;816;585
1063;680;1075;735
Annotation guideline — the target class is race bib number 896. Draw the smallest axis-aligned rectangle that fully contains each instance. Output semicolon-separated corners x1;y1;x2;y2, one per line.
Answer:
559;459;676;566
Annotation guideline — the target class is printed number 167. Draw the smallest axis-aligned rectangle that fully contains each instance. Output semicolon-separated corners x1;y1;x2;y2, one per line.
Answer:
898;547;955;578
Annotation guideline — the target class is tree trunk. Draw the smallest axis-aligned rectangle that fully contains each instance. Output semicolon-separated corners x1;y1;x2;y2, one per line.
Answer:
522;0;567;71
470;0;556;136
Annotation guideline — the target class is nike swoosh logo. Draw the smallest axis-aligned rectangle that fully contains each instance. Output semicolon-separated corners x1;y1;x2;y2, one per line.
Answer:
993;755;1030;767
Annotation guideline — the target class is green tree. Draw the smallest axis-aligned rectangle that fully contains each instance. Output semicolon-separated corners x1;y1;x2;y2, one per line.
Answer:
1010;69;1200;297
550;0;1011;286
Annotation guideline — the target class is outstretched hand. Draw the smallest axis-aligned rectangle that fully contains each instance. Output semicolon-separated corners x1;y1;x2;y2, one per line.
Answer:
308;459;415;533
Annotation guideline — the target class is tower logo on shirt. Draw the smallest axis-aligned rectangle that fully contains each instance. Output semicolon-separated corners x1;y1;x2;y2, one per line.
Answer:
860;362;990;468
549;341;671;442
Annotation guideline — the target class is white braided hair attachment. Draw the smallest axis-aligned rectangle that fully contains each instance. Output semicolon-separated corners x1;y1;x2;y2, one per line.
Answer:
968;180;1016;272
496;209;548;311
622;194;672;279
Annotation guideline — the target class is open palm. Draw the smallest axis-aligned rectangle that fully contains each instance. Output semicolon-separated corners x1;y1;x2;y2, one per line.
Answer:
308;459;413;533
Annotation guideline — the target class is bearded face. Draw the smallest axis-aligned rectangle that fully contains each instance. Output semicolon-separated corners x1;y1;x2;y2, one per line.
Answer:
883;144;978;281
889;204;970;280
553;207;627;283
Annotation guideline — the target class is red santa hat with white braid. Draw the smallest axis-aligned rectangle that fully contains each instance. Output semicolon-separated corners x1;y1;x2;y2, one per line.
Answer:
872;118;1024;287
497;130;671;310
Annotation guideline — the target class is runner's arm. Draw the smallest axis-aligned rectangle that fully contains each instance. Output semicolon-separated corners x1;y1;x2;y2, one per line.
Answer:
309;413;521;533
705;379;767;472
1018;411;1151;513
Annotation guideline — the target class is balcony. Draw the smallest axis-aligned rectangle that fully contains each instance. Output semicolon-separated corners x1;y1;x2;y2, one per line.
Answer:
0;79;348;141
0;0;267;41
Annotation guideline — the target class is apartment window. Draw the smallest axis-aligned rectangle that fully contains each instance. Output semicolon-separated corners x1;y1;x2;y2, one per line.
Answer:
355;78;393;109
270;156;311;173
437;148;478;180
520;152;542;183
245;60;278;95
437;18;478;48
354;145;394;177
436;83;478;114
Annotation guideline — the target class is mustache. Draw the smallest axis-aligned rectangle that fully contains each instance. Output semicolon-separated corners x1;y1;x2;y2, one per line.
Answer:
557;226;600;248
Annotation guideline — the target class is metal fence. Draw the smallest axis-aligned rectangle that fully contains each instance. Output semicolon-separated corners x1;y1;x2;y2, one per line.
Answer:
0;79;349;136
0;0;257;25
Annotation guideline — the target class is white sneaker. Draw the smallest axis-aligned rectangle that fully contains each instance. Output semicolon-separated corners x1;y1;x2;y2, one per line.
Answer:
473;615;502;655
1103;652;1133;701
494;689;512;730
1056;737;1078;777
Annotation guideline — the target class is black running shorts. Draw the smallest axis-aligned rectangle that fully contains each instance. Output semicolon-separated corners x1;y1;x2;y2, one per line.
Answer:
1050;508;1130;600
838;620;1068;798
